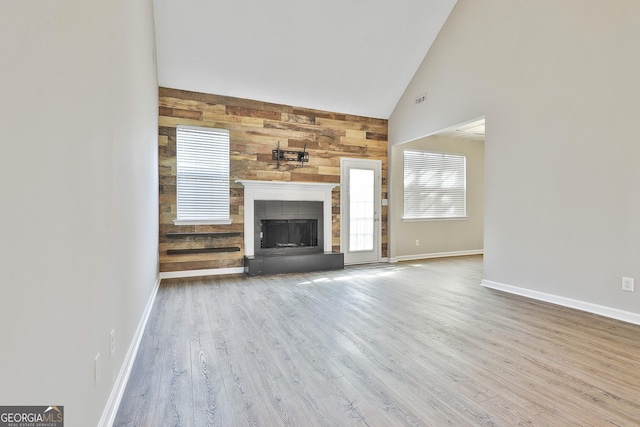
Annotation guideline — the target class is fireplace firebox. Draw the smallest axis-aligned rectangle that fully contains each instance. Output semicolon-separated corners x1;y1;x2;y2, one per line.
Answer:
261;219;318;249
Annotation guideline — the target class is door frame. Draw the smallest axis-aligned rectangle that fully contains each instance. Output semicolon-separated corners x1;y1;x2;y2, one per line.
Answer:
340;157;382;265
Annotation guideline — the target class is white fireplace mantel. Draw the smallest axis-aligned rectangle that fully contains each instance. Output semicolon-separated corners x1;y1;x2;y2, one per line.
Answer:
236;180;339;257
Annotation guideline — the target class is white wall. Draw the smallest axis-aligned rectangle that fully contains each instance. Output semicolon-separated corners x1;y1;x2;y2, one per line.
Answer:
391;134;484;259
0;1;159;426
390;0;640;316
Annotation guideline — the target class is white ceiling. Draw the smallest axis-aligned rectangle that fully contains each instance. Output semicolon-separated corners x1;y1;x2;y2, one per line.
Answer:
438;118;485;140
153;0;457;119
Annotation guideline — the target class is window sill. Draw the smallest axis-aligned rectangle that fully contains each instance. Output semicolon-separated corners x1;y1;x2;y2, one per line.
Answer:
401;216;468;223
173;219;233;226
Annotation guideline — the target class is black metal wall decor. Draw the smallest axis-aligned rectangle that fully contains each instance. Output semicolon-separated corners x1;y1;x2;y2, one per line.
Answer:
272;141;309;168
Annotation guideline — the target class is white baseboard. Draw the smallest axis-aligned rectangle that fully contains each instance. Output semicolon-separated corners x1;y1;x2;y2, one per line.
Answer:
159;267;244;279
481;279;640;326
344;257;390;266
393;249;484;263
98;276;161;427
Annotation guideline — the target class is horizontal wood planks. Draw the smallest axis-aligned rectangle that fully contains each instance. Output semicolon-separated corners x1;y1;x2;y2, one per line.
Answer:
158;87;388;273
114;256;640;426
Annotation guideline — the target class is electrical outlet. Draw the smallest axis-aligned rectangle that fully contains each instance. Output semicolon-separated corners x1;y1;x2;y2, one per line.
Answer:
94;353;101;385
110;329;116;357
622;277;634;292
415;240;420;246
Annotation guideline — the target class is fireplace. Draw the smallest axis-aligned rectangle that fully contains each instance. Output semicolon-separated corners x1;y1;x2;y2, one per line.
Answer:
236;180;344;275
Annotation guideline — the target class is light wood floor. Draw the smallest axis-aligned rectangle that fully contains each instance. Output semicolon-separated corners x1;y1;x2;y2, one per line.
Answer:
114;256;640;426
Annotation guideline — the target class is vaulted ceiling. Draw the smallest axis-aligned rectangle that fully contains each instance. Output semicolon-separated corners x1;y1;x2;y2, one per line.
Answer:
153;0;457;119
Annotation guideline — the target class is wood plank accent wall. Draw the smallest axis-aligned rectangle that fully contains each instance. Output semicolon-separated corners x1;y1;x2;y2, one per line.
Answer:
158;87;388;273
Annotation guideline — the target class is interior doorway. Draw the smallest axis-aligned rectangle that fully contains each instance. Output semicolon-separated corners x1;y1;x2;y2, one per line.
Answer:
389;117;485;262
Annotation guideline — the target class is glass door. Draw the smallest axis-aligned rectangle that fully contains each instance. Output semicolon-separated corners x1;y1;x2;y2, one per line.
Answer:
340;158;381;264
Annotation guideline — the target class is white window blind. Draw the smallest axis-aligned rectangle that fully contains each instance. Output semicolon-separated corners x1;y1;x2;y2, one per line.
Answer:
403;150;466;219
175;125;230;224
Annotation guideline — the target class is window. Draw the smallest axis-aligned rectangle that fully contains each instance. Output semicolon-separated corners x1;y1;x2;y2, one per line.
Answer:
403;150;466;220
174;125;231;225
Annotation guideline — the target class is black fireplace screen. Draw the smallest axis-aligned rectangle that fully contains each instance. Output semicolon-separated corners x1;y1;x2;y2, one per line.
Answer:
261;219;318;249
